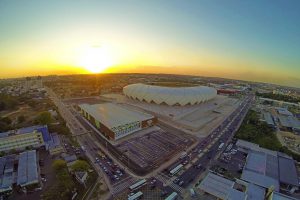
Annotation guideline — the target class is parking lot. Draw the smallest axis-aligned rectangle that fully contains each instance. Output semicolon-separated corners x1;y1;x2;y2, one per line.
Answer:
116;128;193;169
215;142;247;178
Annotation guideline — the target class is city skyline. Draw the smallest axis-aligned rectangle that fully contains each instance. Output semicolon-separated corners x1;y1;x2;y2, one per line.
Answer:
1;0;300;87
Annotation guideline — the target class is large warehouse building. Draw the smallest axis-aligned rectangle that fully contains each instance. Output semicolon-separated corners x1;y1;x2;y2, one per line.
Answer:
79;103;157;140
123;83;217;106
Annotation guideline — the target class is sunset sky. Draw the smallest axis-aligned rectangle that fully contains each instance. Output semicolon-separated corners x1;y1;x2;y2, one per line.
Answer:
0;0;300;87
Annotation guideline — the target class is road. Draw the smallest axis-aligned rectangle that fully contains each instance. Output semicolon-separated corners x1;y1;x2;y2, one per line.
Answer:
47;86;254;198
154;94;254;195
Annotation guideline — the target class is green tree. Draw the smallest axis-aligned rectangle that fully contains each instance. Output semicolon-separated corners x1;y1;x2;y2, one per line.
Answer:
17;115;26;124
52;159;67;171
35;111;52;125
71;160;90;172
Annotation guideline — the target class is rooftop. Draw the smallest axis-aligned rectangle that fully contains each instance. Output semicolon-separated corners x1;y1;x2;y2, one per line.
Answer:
79;103;154;129
245;183;265;200
17;150;39;187
198;172;234;199
0;125;51;142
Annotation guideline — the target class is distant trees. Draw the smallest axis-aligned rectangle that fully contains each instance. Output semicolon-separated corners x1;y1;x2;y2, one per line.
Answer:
52;159;67;171
256;92;300;103
235;110;300;161
71;160;90;172
43;160;74;200
0;94;18;111
35;111;52;125
17;115;25;124
0;117;12;132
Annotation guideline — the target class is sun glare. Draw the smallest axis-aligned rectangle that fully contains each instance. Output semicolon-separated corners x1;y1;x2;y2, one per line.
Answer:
79;46;114;73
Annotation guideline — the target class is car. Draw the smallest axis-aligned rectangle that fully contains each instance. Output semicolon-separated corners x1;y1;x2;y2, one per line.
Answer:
179;181;184;186
160;191;168;197
150;179;157;184
173;178;180;184
41;177;47;182
196;164;202;169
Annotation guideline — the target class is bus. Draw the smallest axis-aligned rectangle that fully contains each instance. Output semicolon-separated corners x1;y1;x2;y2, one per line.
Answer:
218;143;224;150
165;192;178;200
128;191;143;200
169;164;183;176
129;179;147;191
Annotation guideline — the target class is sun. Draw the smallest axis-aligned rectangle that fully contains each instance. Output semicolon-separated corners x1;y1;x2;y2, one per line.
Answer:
79;46;114;73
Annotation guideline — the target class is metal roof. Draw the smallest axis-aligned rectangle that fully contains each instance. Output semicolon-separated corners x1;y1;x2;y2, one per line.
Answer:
263;112;275;126
241;170;279;191
79;103;154;129
245;183;265;200
199;172;234;199
17;150;39;187
278;116;300;129
236;140;260;151
227;188;246;200
278;156;299;186
271;192;298;200
276;108;293;116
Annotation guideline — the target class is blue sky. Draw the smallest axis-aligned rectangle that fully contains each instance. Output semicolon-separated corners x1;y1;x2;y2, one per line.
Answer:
0;0;300;87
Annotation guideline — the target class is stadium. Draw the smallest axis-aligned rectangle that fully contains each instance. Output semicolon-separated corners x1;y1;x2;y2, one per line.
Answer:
123;83;217;106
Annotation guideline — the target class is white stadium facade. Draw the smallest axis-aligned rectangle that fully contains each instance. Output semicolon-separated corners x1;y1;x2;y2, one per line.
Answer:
123;83;217;106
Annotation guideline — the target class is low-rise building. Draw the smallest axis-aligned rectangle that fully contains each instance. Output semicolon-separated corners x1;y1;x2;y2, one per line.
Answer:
78;103;157;141
236;140;299;194
0;125;51;152
75;171;88;186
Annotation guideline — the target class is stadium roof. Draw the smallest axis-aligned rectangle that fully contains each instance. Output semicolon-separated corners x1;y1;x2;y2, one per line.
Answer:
198;172;234;199
79;103;154;129
17;150;39;187
123;83;217;106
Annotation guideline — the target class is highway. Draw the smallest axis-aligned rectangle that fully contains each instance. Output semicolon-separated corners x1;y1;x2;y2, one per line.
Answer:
155;94;254;193
47;85;254;198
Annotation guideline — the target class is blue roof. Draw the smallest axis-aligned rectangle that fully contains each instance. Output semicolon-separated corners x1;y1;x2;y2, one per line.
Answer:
246;183;265;200
227;188;246;200
278;156;299;186
17;125;51;142
241;170;279;191
17;150;38;186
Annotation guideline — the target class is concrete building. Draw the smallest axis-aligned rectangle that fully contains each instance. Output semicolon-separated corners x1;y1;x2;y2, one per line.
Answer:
78;103;157;140
0;125;51;152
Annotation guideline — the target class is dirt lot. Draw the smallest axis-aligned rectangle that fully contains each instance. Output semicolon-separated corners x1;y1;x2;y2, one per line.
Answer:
277;131;300;154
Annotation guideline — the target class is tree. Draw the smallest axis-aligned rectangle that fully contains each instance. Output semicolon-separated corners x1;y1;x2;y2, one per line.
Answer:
71;160;90;172
17;115;26;124
35;111;52;125
52;159;67;171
